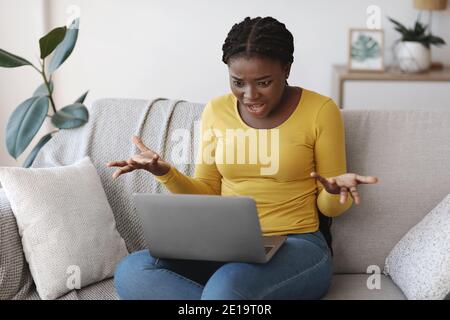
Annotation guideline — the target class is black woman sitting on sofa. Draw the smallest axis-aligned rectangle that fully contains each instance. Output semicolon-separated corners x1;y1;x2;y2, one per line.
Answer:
107;16;379;300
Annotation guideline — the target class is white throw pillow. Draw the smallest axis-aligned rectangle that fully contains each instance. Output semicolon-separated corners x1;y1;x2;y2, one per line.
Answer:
383;194;450;300
0;156;128;300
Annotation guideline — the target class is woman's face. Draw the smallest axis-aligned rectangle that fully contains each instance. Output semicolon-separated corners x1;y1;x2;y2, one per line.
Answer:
228;55;290;119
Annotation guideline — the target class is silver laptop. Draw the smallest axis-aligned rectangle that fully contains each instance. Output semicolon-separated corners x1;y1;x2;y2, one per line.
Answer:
133;193;286;264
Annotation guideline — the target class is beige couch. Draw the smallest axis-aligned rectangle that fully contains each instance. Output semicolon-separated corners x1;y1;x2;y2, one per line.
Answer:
2;97;450;300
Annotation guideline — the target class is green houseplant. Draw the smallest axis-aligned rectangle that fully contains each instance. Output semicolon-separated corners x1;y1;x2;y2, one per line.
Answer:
388;17;446;73
0;18;89;168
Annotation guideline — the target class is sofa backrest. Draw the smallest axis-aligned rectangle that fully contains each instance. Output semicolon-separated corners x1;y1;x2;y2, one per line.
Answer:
334;109;450;273
32;98;450;274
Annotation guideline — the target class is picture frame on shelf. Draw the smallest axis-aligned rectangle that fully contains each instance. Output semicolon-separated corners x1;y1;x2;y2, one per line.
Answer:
348;28;385;72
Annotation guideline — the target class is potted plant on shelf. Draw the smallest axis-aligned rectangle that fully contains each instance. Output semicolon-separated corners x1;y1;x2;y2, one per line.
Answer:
388;17;446;73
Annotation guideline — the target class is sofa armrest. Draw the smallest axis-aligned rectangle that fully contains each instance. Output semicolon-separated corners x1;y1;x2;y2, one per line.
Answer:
0;188;27;299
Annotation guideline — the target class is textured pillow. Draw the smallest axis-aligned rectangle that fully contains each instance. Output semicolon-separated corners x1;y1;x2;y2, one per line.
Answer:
0;156;128;300
383;194;450;300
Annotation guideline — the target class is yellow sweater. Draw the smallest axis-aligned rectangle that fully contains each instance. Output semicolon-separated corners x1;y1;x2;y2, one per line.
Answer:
155;88;353;236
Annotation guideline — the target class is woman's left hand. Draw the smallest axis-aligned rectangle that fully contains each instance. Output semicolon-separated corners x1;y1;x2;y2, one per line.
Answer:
310;172;379;205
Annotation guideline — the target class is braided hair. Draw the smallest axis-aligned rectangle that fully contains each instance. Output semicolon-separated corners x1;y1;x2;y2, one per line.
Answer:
222;16;294;67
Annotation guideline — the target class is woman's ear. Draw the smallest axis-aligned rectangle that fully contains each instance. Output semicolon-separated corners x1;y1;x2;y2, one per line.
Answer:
284;63;292;79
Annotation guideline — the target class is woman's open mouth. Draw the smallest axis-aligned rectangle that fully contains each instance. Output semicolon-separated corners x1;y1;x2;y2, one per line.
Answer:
245;103;267;116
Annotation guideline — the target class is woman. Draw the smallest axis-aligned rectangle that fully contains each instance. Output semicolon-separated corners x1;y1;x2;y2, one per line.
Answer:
108;16;378;300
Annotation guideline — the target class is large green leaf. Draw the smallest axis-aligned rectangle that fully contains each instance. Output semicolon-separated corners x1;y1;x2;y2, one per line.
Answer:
414;21;426;37
0;48;32;68
48;18;79;74
39;26;67;59
6;96;49;159
388;17;408;35
33;81;54;97
51;103;88;129
427;35;446;47
351;34;380;62
74;90;89;103
22;132;53;168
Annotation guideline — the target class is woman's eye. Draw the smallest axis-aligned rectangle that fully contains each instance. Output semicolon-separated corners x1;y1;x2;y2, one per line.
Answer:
257;81;272;87
233;80;271;87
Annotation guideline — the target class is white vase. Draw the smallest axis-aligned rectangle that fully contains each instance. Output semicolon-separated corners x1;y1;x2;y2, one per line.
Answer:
395;41;431;73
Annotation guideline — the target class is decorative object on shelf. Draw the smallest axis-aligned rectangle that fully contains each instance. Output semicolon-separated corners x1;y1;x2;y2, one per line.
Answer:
389;16;446;73
413;0;448;69
348;28;385;72
0;18;89;168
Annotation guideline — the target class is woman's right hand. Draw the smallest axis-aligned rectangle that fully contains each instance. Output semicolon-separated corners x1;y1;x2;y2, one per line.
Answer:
106;135;171;179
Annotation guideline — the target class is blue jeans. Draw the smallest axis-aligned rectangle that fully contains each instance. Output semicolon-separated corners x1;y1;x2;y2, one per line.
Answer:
114;230;333;300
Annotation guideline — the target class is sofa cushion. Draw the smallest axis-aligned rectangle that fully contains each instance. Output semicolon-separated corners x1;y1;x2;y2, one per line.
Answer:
0;156;128;300
323;274;405;300
383;194;450;300
16;278;118;300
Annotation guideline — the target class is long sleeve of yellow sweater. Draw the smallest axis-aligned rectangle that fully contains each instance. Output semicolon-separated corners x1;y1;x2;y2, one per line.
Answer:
155;89;353;236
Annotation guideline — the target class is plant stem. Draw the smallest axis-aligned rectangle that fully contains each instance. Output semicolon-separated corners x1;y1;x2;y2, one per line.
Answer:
40;59;57;114
31;64;41;74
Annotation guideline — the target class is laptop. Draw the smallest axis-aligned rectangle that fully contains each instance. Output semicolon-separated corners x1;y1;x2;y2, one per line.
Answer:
133;193;286;264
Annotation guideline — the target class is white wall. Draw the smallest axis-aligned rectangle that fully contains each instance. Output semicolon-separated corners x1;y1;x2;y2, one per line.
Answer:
1;0;450;166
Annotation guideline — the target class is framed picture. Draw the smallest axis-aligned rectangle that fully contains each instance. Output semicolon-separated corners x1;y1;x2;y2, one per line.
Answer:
348;28;384;72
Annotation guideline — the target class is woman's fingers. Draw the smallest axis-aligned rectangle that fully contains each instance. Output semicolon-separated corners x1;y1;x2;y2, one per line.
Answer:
310;172;329;186
106;160;128;167
151;154;159;165
112;165;133;179
355;175;379;184
349;187;360;205
127;158;141;168
107;137;163;179
312;172;369;205
132;135;151;153
311;172;336;185
340;187;348;204
340;186;361;205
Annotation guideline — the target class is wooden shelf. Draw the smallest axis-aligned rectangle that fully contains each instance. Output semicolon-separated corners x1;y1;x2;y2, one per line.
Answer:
332;64;450;108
